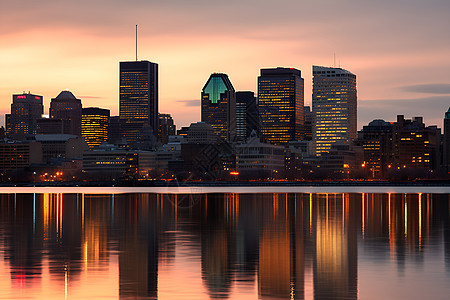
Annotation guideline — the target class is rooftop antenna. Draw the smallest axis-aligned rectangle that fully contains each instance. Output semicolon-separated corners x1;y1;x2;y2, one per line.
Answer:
333;53;336;68
135;25;138;61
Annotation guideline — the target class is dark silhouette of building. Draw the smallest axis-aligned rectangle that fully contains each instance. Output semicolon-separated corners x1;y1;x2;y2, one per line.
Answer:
107;116;122;144
236;91;259;142
158;113;175;144
258;67;304;145
444;107;450;172
119;61;158;143
6;92;43;140
303;106;313;141
49;91;82;136
312;66;357;156
201;73;236;142
81;107;110;149
355;119;394;178
392;115;441;173
36;118;65;134
356;116;441;178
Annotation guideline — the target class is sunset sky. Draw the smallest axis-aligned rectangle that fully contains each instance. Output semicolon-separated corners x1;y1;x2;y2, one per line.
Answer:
1;0;449;129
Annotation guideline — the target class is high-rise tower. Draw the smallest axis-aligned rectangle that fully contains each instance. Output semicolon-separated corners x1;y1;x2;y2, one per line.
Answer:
258;67;304;145
50;91;82;136
6;92;43;140
201;73;236;142
236;91;259;142
444;107;450;171
312;66;357;155
119;61;158;143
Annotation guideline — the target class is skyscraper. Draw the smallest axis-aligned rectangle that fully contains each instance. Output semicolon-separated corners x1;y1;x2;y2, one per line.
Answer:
312;66;357;155
81;107;110;149
236;91;259;142
6;92;43;140
50;91;82;136
443;107;450;171
119;61;158;143
201;73;236;142
258;67;304;145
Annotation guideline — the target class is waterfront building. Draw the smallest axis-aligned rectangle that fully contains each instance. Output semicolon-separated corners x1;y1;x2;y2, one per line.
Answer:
0;141;43;171
258;67;304;145
107;116;122;144
119;60;158;143
312;66;357;155
81;107;110;149
6;92;43;140
49;91;82;136
236;91;259;142
235;131;285;179
82;144;139;179
201;73;236;142
34;134;88;164
158;113;176;144
444;107;450;172
392;115;440;172
355;119;394;178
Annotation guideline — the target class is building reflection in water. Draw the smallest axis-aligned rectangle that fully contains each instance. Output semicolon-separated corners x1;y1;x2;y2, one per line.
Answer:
1;192;450;299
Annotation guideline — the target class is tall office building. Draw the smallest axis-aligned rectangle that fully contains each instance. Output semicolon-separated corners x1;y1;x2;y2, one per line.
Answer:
443;107;450;171
236;91;259;142
312;66;357;156
258;67;304;145
158;113;176;145
6;92;43;140
119;61;158;143
81;107;110;149
201;73;236;142
50;91;82;136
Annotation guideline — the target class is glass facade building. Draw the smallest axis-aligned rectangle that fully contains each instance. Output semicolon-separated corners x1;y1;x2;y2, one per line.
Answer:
258;67;304;145
50;91;82;136
312;66;357;156
201;73;236;142
81;107;110;149
6;92;43;140
119;61;158;143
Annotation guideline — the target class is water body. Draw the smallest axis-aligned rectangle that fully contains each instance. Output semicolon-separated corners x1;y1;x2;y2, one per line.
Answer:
1;190;450;299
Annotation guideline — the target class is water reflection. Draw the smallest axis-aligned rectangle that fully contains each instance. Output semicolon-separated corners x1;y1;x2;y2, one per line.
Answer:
0;192;449;299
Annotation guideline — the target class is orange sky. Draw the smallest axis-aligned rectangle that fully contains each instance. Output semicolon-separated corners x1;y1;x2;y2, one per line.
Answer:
1;0;449;129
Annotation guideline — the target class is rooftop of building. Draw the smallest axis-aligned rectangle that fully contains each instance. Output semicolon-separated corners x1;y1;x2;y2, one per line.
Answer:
53;91;78;101
260;67;302;77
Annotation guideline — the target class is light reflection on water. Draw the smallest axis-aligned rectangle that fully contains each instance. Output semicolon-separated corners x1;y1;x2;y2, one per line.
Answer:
0;192;449;299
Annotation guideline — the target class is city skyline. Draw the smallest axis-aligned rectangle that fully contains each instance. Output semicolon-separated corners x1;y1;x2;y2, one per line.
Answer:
1;0;449;130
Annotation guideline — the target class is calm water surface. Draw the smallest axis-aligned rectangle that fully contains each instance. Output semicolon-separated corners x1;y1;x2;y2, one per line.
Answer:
1;190;450;299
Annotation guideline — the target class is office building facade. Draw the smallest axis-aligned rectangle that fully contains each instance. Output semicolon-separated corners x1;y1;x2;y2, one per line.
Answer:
6;92;43;140
158;113;176;145
312;66;357;155
49;91;82;136
201;73;236;142
81;107;110;149
258;67;304;145
236;91;259;142
119;61;158;143
444;107;450;171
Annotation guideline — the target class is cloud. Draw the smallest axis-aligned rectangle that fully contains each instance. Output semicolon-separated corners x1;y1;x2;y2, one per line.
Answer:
79;96;104;99
402;84;450;94
176;100;200;107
